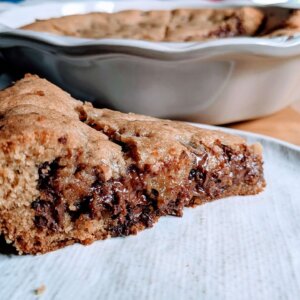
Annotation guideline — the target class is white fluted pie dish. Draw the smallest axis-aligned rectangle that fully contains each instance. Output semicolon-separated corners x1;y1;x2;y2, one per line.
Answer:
1;1;300;124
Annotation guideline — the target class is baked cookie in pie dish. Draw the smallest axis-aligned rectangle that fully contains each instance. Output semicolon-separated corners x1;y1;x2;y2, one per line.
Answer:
0;75;265;254
21;7;265;41
20;7;300;42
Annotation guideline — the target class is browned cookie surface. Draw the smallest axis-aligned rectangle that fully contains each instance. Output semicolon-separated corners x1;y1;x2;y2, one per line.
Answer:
166;7;264;41
0;75;265;254
21;7;264;41
21;10;172;41
264;10;300;37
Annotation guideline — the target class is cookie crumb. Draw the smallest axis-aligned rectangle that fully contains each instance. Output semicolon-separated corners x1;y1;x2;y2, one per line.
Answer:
34;284;46;296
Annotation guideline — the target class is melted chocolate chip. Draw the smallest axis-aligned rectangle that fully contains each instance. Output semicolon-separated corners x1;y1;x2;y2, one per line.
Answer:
32;145;263;235
31;198;64;231
37;160;60;190
58;136;67;144
36;90;45;96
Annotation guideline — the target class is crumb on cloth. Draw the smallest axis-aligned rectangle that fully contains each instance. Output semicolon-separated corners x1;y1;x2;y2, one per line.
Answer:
34;284;46;296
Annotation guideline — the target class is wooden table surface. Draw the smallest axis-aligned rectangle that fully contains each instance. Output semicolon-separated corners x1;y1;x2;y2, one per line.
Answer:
227;107;300;146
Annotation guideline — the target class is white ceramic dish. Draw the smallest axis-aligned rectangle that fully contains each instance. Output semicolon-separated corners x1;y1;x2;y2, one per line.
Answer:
1;1;300;124
0;124;299;300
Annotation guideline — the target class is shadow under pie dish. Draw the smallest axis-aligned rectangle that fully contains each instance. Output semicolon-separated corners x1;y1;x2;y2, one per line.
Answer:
0;74;265;254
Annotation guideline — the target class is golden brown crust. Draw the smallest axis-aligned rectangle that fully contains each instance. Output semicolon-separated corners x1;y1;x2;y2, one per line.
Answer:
166;7;264;41
21;7;264;41
22;10;172;41
0;75;265;254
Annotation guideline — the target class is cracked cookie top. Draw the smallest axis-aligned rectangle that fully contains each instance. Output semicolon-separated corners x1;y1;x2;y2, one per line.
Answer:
21;7;264;41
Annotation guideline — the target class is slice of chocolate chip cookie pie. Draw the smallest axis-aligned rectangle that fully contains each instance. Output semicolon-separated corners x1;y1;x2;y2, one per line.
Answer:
0;75;265;254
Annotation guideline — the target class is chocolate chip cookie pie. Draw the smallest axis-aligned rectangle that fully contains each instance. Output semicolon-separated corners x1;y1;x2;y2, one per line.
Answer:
0;75;265;254
21;7;264;41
